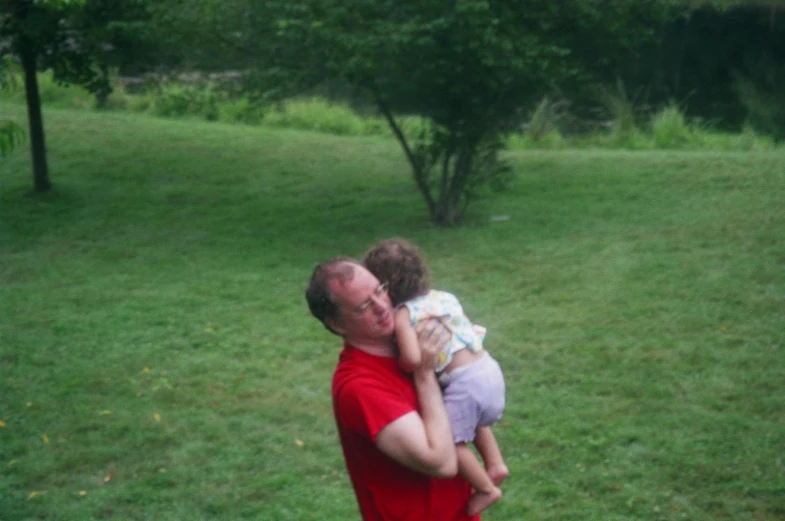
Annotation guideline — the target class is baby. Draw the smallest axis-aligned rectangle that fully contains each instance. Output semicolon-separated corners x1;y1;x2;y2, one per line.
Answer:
364;237;508;516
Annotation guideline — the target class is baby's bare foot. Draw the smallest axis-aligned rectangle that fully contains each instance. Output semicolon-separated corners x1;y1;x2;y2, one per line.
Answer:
487;464;509;486
467;486;502;516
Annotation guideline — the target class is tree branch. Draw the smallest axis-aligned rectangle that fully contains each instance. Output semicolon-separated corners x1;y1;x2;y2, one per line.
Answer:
370;82;436;216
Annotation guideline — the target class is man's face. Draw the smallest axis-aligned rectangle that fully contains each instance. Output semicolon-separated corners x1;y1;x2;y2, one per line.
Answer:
326;264;394;343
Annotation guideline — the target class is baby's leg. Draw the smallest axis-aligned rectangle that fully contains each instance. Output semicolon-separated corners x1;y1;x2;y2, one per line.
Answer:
457;443;502;516
475;426;509;486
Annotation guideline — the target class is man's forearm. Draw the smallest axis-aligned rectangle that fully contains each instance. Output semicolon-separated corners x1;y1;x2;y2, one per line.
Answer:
412;368;457;476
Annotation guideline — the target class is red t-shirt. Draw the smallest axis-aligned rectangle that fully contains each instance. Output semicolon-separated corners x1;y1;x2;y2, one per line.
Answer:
332;343;479;521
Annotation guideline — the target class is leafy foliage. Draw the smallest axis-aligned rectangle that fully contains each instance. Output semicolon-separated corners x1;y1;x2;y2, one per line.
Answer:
0;0;162;191
613;2;785;132
215;0;677;224
734;53;785;141
651;103;693;148
0;56;25;158
0;120;25;158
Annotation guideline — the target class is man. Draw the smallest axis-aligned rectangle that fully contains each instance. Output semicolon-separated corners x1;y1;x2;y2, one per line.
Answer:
306;257;479;521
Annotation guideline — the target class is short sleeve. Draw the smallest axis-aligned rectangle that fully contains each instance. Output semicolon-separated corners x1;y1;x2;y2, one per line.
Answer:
336;376;415;443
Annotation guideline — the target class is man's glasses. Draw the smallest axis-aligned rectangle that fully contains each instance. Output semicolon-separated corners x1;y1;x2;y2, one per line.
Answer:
347;283;389;316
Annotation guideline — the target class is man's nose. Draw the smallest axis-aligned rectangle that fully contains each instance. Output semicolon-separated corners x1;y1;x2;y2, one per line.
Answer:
370;295;388;313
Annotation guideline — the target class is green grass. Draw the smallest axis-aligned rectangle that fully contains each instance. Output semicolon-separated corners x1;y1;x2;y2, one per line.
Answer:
1;102;784;521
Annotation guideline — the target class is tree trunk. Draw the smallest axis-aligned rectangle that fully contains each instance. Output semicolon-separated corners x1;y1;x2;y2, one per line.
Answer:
19;39;51;193
370;83;437;220
432;141;473;226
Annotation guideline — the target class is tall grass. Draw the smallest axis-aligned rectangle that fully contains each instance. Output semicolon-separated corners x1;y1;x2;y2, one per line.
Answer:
509;103;778;152
651;103;693;148
262;98;369;135
5;71;780;150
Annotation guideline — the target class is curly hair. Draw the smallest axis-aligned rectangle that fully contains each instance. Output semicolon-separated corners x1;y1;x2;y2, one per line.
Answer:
362;238;430;306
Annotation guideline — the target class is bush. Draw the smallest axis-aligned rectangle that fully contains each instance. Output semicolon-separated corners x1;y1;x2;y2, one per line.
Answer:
734;56;785;141
507;130;568;150
23;71;94;109
732;124;776;151
262;98;366;135
5;70;780;152
695;125;775;151
525;96;560;143
150;81;220;121
362;117;392;137
578;128;653;150
599;81;639;140
126;94;154;113
218;96;265;125
651;104;693;148
97;81;133;111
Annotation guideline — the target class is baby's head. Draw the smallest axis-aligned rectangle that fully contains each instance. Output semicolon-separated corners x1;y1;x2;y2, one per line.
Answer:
363;237;430;306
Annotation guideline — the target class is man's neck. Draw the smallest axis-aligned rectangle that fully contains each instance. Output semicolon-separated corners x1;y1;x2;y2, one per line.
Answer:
345;337;396;358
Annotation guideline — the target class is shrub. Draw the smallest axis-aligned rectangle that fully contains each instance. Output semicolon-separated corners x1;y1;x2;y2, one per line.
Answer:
126;94;154;113
733;56;785;141
597;128;653;150
218;96;265;125
361;117;392;137
507;130;567;150
97;81;133;111
651;104;693;148
695;125;775;151
525;96;559;143
33;71;94;109
733;124;776;151
150;81;220;121
599;81;639;140
262;98;366;135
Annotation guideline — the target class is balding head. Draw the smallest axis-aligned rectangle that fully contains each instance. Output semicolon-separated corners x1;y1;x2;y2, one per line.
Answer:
305;257;362;335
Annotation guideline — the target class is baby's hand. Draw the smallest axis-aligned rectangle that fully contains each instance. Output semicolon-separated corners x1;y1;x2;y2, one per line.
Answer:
414;318;450;371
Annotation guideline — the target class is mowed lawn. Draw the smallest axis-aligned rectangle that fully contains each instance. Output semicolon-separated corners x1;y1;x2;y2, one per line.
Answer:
1;104;783;521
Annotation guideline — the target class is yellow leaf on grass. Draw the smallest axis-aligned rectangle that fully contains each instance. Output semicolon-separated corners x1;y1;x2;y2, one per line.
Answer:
41;434;50;443
27;490;45;500
143;367;151;373
104;471;115;483
99;410;112;416
204;327;215;333
26;402;33;408
153;413;161;422
0;420;6;428
79;490;87;496
294;439;304;447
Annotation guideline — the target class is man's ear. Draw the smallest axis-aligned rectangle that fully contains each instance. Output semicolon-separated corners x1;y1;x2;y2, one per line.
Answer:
325;317;346;336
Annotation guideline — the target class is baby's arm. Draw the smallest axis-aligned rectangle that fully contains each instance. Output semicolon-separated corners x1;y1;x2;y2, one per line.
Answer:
395;307;421;372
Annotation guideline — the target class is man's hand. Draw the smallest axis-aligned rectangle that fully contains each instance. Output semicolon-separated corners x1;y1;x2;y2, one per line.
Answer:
414;318;451;371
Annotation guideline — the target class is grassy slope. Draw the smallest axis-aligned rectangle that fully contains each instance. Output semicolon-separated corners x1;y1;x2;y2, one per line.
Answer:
1;104;784;521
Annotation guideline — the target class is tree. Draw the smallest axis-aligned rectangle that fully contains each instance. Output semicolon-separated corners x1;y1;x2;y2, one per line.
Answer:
0;0;156;192
159;0;677;225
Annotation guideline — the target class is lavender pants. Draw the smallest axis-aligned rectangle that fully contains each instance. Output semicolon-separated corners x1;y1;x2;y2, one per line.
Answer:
439;352;506;444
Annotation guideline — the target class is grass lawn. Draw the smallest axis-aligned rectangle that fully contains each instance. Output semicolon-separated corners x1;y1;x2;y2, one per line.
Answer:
1;103;784;521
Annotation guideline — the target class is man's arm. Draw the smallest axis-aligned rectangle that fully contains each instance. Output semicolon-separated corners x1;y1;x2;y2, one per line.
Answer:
376;320;457;478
